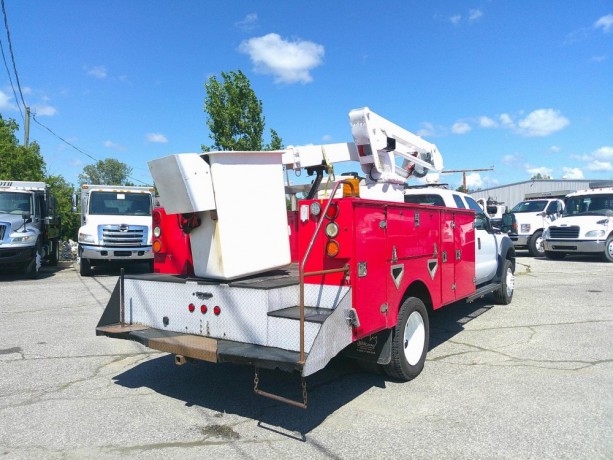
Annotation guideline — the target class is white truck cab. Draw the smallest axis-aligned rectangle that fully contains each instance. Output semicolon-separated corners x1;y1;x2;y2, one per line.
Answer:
404;186;515;288
543;183;613;262
77;184;154;276
506;197;565;257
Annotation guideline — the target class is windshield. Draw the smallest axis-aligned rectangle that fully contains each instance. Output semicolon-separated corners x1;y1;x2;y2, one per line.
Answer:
88;191;152;216
511;200;547;213
563;194;613;217
0;191;33;215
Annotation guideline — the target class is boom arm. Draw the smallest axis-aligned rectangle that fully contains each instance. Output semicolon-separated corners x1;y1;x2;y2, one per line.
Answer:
282;107;443;185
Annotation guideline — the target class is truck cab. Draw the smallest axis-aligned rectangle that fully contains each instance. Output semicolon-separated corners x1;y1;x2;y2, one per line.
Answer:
77;184;154;276
0;180;61;277
404;187;515;289
504;197;564;257
543;183;613;262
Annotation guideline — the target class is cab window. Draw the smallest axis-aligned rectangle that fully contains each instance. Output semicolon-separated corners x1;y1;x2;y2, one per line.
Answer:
404;194;445;206
452;194;466;208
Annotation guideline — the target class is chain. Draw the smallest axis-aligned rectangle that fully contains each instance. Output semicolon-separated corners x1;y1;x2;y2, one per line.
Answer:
301;377;308;407
253;367;259;392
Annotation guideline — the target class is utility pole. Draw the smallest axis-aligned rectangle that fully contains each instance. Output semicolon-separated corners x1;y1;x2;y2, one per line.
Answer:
24;106;30;147
441;167;494;192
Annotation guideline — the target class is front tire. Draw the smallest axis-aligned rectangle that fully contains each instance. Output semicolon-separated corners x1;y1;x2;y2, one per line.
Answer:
602;235;613;263
24;241;42;279
79;256;92;276
528;230;545;257
383;297;429;381
493;258;514;305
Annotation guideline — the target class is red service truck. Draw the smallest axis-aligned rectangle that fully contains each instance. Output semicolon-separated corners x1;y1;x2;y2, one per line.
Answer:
97;107;515;408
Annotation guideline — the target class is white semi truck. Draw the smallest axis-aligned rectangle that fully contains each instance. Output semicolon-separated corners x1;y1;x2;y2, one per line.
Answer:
543;183;613;262
76;184;154;276
0;180;61;278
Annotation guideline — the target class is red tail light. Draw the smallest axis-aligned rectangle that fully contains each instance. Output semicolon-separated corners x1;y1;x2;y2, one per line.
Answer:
200;305;208;314
213;306;221;316
188;303;195;313
153;210;162;223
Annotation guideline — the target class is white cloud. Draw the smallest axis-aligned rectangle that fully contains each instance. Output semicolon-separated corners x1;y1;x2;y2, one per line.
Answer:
586;160;613;171
465;172;483;188
85;65;107;79
562;167;584;179
235;13;258;31
103;140;126;151
321;134;333;142
594;14;613;33
146;133;168;143
499;113;515;129
548;145;561;154
468;9;483;22
478;116;497;128
452;121;471;134
516;109;569;137
32;104;57;116
239;33;324;84
450;14;462;25
593;146;613;159
417;122;446;138
0;89;16;110
526;166;553;177
502;154;519;165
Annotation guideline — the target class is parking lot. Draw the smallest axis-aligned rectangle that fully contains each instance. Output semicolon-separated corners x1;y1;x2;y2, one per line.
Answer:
1;255;612;459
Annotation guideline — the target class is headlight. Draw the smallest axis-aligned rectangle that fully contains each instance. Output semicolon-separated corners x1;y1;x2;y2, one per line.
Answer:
585;230;605;238
11;233;36;243
520;224;531;233
79;232;95;244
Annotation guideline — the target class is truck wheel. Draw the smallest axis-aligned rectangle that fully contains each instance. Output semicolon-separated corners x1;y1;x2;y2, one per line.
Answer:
24;242;42;279
79;257;93;276
48;240;59;266
602;235;613;263
493;258;514;305
545;251;565;260
383;297;429;381
528;230;545;257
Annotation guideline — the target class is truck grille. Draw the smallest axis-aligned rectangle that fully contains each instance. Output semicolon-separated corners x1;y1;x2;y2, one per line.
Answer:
0;224;6;240
100;225;148;246
548;226;580;239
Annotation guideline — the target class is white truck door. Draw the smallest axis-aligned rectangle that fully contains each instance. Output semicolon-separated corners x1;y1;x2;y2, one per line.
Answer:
464;196;498;285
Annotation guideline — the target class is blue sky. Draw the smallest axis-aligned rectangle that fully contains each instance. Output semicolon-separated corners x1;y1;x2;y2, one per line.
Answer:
1;1;612;190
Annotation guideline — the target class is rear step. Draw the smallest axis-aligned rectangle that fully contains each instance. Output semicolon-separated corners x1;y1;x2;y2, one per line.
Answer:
96;324;303;372
267;305;334;323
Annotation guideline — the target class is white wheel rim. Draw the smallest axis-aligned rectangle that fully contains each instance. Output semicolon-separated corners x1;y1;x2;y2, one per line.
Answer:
505;267;515;297
404;311;426;366
607;240;613;258
535;236;544;253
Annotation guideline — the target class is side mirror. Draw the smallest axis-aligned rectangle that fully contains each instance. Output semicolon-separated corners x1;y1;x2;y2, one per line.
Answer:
71;193;78;213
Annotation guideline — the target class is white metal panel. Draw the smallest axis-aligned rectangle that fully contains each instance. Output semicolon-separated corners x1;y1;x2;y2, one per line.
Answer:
190;150;290;279
148;154;216;214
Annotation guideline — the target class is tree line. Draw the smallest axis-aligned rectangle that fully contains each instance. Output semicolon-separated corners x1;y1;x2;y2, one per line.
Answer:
0;70;282;241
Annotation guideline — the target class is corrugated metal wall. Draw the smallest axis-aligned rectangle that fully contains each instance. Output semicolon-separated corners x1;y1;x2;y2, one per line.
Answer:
470;180;611;209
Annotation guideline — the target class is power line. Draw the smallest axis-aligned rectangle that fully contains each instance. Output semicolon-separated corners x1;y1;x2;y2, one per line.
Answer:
0;24;21;120
1;0;26;113
32;114;150;186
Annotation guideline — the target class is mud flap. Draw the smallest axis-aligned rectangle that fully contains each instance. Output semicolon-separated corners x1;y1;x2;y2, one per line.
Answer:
96;279;121;331
342;328;392;365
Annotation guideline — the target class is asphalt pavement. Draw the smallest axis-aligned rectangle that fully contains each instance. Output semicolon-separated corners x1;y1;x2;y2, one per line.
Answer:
0;255;611;459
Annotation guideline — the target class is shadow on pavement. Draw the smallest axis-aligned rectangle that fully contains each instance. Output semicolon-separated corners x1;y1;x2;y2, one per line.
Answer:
111;297;496;437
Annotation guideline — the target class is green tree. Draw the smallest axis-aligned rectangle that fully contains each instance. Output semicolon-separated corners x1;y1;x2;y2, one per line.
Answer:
46;174;79;240
531;173;552;180
0;115;46;180
79;158;133;185
203;70;283;151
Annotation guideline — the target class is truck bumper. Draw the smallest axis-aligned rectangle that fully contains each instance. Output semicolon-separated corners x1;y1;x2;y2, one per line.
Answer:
509;234;530;246
80;244;153;261
543;239;605;254
0;245;35;269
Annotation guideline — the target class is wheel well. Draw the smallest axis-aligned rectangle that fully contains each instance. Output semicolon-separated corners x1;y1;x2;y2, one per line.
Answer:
401;280;433;314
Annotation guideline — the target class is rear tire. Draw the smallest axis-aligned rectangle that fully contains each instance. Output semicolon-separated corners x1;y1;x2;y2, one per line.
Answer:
383;297;429;381
602;235;613;262
493;258;514;305
545;251;566;260
528;230;544;257
48;240;59;266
